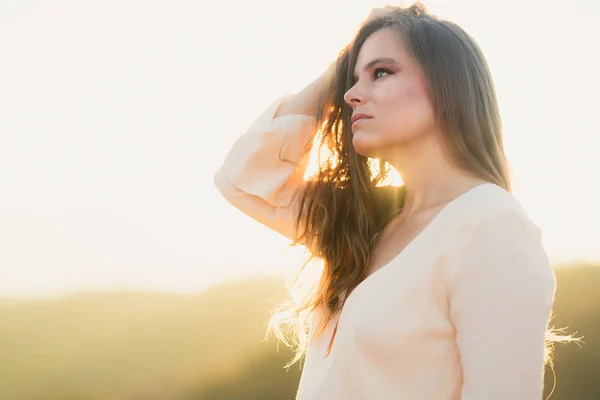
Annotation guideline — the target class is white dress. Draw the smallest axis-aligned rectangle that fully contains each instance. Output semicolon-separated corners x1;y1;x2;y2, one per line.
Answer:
214;95;556;399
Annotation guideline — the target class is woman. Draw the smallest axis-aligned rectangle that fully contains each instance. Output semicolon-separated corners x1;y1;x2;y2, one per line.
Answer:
215;3;567;399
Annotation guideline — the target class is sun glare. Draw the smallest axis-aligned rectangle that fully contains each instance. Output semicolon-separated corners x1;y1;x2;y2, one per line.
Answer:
303;133;403;186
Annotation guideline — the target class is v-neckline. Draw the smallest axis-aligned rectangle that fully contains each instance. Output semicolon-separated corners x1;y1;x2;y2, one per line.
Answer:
323;182;496;358
348;182;494;302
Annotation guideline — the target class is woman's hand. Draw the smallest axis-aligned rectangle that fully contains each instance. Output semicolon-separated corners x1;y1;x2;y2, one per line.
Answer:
363;5;398;24
276;5;400;119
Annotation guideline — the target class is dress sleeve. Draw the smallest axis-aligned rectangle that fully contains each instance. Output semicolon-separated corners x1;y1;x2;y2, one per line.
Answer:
213;95;317;241
448;207;556;399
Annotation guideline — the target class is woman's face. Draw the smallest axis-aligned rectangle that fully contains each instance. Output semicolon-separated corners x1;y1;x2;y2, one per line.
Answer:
344;28;437;159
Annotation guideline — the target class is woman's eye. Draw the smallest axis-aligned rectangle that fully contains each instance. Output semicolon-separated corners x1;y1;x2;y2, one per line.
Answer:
373;68;392;79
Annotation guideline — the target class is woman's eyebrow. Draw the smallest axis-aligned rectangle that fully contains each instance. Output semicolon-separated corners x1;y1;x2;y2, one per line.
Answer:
353;57;400;79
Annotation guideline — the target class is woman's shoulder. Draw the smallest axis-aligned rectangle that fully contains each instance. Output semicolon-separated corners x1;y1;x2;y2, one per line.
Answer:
465;182;521;212
455;183;541;237
443;183;551;282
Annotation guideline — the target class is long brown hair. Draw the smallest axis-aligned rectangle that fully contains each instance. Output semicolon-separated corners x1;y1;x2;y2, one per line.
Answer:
269;2;574;369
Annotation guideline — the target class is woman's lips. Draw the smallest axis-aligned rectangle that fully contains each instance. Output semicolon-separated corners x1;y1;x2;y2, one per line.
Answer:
351;113;373;126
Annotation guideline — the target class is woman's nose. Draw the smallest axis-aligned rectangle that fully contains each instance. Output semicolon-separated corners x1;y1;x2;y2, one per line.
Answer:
344;85;364;106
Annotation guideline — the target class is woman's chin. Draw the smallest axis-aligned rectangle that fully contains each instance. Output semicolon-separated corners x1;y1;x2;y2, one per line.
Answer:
351;135;380;158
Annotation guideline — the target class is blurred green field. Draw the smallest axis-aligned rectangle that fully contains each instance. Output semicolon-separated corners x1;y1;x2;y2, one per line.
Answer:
0;264;597;400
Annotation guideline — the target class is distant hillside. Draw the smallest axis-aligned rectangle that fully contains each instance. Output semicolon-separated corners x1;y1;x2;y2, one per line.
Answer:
542;264;600;399
0;264;598;400
0;277;293;400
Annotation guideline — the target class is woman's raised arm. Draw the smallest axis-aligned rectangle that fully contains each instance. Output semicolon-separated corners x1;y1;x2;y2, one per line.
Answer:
214;63;335;241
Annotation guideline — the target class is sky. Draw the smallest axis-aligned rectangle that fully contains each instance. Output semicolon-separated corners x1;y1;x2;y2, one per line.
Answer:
0;0;598;297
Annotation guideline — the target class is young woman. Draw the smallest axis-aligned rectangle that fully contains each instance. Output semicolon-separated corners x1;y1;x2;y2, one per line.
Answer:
215;3;567;399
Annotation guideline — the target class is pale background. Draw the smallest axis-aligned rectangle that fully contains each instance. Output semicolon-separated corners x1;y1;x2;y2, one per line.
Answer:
0;0;598;297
